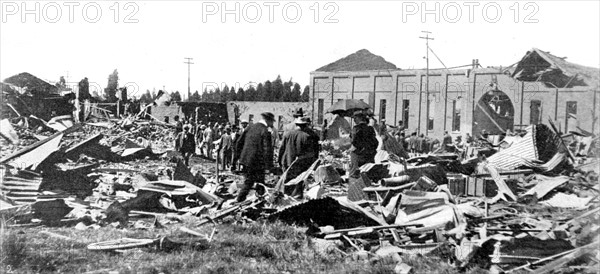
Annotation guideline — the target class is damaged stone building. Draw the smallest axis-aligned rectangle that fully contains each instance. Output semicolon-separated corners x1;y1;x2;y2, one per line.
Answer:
310;48;599;138
226;101;310;133
1;72;75;121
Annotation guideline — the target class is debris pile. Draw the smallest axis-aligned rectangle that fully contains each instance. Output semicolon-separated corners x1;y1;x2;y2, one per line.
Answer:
1;113;598;273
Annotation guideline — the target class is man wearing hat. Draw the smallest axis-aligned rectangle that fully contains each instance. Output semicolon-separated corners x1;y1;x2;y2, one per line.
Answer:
231;120;249;171
283;108;304;133
234;112;276;202
277;116;320;198
348;111;378;177
202;123;214;160
217;125;233;170
175;123;196;166
240;119;249;131
230;125;241;171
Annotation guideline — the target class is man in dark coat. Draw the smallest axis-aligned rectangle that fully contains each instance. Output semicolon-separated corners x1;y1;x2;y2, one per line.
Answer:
230;125;241;171
234;112;275;202
231;120;249;171
283;108;304;133
277;117;320;198
349;111;378;177
416;133;425;155
175;124;196;166
441;131;453;152
174;115;183;134
218;126;233;170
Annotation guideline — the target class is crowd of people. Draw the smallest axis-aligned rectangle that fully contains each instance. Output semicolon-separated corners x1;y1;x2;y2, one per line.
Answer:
173;115;250;169
391;130;474;156
173;108;498;203
172;109;322;203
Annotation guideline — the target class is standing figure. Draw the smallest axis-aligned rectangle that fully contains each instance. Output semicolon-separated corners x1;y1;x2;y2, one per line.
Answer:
232;120;249;170
416;134;425;155
174;115;183;135
409;132;418;155
320;119;329;142
278;117;320;198
203;124;214;160
175;124;196;166
218;126;233;170
348;111;378;177
442;131;453;152
283;108;304;133
230;126;241;171
234;112;275;202
196;124;205;156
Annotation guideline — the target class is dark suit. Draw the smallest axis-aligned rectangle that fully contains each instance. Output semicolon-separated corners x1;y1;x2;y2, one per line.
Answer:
218;133;233;170
234;122;274;202
349;123;377;176
175;131;196;166
278;128;319;169
277;127;320;198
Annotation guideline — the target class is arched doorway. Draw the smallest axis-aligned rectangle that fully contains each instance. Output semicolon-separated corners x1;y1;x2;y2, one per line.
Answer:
473;89;514;136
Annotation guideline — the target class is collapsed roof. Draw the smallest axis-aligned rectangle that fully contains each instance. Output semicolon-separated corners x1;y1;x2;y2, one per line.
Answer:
3;72;59;96
315;49;398;72
511;48;600;88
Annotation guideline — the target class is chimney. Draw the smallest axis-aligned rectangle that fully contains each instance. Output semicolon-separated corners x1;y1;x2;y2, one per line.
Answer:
472;59;479;69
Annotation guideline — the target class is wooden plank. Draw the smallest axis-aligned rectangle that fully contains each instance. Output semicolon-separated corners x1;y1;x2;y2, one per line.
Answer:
0;124;82;164
363;182;416;192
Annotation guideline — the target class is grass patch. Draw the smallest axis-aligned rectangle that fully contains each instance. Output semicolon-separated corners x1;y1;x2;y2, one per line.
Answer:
1;230;28;268
0;220;471;273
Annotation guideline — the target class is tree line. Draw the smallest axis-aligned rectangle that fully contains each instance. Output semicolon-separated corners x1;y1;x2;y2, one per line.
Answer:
75;71;310;105
139;75;310;104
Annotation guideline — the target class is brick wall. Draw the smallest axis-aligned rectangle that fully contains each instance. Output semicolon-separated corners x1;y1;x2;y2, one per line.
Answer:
311;68;599;140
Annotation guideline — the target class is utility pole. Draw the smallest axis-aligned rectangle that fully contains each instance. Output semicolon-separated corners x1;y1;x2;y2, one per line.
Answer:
184;57;194;101
419;31;433;136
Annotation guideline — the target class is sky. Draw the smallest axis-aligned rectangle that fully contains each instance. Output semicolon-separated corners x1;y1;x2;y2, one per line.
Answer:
1;0;599;99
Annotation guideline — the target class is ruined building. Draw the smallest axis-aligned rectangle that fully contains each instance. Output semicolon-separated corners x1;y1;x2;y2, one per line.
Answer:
310;48;599;138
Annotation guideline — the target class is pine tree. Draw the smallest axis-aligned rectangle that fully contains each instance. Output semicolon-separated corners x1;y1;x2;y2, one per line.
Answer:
282;79;293;102
202;88;209;102
273;76;283;101
171;91;182;101
214;87;221;102
291;83;302;102
222;85;230;102
237;87;245;101
264;81;272;101
301;85;310;102
254;83;264;101
230;86;238;101
247;85;257;101
190;90;201;102
140;89;153;104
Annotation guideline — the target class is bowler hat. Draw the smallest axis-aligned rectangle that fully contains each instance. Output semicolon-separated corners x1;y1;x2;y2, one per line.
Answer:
261;112;275;121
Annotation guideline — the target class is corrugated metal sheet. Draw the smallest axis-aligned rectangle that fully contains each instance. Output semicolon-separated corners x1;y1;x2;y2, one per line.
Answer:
487;126;537;170
0;174;42;205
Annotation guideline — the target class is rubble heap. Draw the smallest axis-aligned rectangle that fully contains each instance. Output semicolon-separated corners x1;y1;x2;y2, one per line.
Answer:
1;114;598;273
